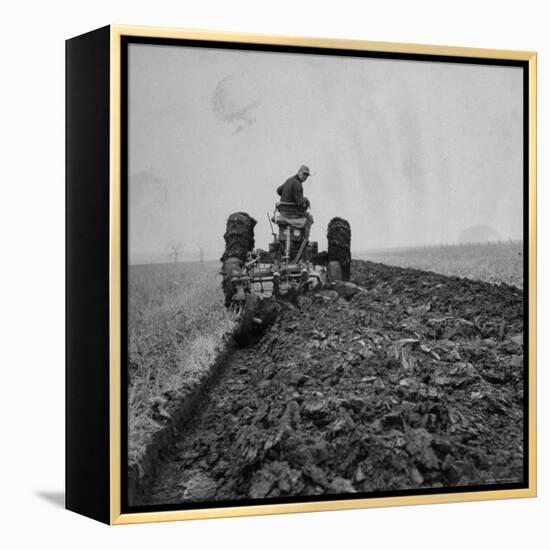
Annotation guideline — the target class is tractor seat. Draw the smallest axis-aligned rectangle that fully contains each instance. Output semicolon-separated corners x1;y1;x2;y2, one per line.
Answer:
273;210;307;229
273;202;307;228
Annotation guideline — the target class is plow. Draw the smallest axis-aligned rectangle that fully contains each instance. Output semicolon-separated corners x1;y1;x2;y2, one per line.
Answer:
221;205;351;346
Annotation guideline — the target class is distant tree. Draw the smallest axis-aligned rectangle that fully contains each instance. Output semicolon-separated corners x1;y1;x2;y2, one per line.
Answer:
199;246;205;263
168;240;182;264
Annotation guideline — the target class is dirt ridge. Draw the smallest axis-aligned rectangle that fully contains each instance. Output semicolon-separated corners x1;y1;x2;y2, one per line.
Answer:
128;339;235;505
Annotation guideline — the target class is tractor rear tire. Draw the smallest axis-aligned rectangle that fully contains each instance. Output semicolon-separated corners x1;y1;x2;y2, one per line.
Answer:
234;294;261;348
221;212;256;264
221;212;256;307
327;217;351;281
327;260;343;282
222;257;242;307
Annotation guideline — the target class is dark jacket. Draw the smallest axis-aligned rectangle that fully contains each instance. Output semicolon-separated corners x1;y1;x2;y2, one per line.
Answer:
277;175;308;212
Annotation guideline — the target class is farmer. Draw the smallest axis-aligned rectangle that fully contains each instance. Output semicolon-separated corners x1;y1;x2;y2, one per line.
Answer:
276;165;314;238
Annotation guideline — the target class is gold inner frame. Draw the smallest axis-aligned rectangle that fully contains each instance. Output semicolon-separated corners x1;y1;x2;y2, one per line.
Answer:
108;25;537;525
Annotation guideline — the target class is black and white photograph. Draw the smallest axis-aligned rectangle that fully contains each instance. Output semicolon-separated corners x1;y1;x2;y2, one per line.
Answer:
124;39;528;510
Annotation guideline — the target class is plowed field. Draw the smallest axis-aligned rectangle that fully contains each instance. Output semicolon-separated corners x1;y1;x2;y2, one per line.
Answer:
143;260;525;505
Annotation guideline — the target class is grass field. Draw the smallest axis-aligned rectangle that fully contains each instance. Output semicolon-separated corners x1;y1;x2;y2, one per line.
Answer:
128;261;234;467
357;241;524;288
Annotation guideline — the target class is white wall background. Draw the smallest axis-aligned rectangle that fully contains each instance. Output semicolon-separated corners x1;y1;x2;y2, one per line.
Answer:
1;0;547;547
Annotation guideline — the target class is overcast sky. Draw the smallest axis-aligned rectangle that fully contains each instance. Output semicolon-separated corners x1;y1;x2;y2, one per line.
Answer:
128;43;523;264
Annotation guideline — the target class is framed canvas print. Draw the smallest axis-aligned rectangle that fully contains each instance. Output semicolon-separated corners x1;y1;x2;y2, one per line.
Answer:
66;25;537;525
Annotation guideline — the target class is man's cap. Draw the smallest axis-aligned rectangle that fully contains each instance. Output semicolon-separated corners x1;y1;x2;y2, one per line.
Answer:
298;165;311;176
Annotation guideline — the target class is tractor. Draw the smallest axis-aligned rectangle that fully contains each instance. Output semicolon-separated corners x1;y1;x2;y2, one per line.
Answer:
221;202;351;347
